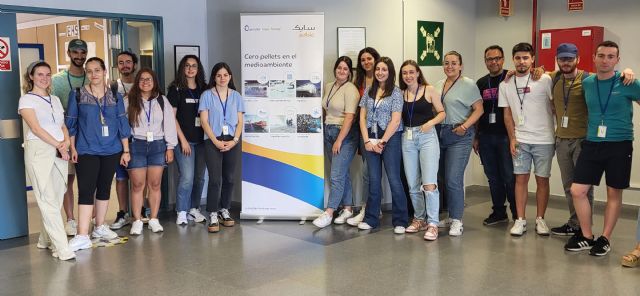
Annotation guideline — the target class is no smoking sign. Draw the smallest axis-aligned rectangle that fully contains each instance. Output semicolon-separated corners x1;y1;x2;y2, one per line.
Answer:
0;37;12;71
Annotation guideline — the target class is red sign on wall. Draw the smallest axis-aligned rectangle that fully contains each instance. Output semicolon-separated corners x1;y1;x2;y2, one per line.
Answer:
0;37;11;71
499;0;512;16
568;0;584;11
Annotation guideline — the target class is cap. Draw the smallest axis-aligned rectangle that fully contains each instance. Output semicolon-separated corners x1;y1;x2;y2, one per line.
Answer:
557;43;578;58
68;39;88;52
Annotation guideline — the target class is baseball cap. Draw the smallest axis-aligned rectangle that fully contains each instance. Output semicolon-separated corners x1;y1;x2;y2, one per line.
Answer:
68;39;88;52
557;43;578;58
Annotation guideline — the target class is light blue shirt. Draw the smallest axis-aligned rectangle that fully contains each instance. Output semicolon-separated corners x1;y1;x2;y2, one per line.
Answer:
198;88;245;139
359;86;404;132
435;76;482;125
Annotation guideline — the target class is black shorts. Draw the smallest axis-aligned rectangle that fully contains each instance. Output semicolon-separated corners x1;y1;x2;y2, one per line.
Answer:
573;140;633;189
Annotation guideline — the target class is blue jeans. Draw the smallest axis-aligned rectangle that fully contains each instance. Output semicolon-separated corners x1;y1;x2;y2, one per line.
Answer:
439;124;474;220
402;127;440;225
357;127;370;207
363;131;408;228
477;133;516;218
324;125;357;210
174;142;206;212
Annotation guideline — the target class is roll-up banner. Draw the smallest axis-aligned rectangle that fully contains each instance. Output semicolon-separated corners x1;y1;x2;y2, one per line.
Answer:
240;13;325;220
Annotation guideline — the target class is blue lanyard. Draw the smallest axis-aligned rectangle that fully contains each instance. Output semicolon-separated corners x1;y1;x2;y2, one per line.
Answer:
144;98;155;127
215;87;229;122
441;75;460;102
67;71;86;90
487;71;505;112
29;92;56;123
595;72;617;123
404;86;420;126
325;81;345;109
187;88;197;100
88;87;108;125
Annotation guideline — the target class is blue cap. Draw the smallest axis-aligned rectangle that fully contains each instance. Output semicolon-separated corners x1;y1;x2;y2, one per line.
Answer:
557;43;578;58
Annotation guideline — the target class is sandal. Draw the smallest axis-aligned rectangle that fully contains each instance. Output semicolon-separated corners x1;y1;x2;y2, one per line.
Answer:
621;250;640;267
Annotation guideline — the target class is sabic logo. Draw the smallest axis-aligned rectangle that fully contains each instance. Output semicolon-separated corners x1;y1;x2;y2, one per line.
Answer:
293;25;316;31
243;25;260;32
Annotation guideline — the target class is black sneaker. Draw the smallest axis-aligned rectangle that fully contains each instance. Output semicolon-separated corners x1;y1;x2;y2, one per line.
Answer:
551;223;579;236
483;213;508;226
564;233;595;251
589;236;611;256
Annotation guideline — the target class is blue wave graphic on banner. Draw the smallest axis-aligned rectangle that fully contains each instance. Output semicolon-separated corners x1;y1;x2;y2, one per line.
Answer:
242;152;324;209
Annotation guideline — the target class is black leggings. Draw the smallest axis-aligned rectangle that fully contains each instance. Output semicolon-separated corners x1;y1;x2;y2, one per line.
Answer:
76;153;121;205
204;136;241;212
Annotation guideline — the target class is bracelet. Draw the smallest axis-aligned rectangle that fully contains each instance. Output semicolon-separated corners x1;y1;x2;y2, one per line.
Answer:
123;151;130;154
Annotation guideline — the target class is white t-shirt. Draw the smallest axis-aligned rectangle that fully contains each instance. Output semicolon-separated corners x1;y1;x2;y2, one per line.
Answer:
498;73;555;144
18;93;66;141
117;79;134;97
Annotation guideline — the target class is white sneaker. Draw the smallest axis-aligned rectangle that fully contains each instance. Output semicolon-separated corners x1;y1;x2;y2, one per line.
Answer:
535;217;550;236
68;235;92;251
65;219;78;236
148;218;164;233
176;211;188;225
357;222;372;230
449;219;464;236
333;209;353;224
36;238;52;250
439;217;452;228
188;208;207;223
312;212;333;228
92;224;118;240
52;250;76;261
130;220;143;235
394;226;406;234
349;209;366;225
110;212;131;230
510;218;527;236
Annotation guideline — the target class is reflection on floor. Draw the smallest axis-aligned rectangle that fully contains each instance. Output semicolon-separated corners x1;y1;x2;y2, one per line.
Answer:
2;186;640;296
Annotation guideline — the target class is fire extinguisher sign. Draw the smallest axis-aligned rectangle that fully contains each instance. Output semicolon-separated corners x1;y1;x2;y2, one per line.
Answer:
0;37;11;71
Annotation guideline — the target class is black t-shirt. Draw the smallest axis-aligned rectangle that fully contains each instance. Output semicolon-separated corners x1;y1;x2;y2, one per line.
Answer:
476;70;508;136
402;93;434;127
167;85;205;143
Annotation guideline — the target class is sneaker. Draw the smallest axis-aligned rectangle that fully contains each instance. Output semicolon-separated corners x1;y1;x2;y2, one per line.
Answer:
52;250;76;261
357;222;372;230
439;217;452;228
208;213;220;233
348;209;366;226
218;209;235;227
130;220;143;235
312;212;333;228
110;211;131;230
65;219;78;236
176;211;188;225
564;233;595;251
394;226;406;234
188;208;207;223
535;217;550;236
510;218;527;236
448;219;463;236
423;224;439;241
333;209;353;224
68;235;92;252
36;238;52;250
590;236;611;256
148;218;164;233
551;223;579;236
483;213;508;226
405;219;427;233
92;224;118;240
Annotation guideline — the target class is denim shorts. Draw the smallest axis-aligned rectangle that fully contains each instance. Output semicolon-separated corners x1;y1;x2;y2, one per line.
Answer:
115;164;129;180
128;138;167;169
513;142;555;177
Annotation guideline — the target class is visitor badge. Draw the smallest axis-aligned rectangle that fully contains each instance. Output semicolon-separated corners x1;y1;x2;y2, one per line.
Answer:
222;125;230;135
489;113;496;124
561;116;569;128
102;125;109;137
597;125;607;138
195;117;201;127
517;115;525;126
406;129;413;140
146;131;154;142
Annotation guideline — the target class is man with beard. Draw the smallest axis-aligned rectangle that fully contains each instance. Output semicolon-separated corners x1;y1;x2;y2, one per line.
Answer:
51;38;89;236
498;42;554;237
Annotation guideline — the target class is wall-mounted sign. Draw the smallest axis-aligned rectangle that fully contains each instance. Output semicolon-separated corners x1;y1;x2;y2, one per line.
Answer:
0;37;11;71
568;0;584;11
417;21;443;66
500;0;512;16
66;24;79;37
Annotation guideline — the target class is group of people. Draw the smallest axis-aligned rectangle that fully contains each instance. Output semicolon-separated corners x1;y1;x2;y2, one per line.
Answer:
315;41;640;267
20;39;245;260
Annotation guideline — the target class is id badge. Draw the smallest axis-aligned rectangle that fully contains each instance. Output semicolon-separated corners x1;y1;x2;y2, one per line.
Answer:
561;116;569;128
222;125;230;135
195;117;201;127
406;129;413;140
146;131;154;142
489;113;496;124
372;124;378;136
517;115;525;126
369;139;379;145
102;125;109;137
597;125;607;138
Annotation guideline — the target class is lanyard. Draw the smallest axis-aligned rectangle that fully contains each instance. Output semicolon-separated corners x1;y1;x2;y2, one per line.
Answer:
404;86;420;126
371;88;384;117
187;88;197;100
325;81;345;109
215;87;229;122
562;74;577;114
487;72;505;112
29;92;56;123
67;71;86;90
596;72;617;123
514;74;531;113
441;75;460;102
144;98;156;127
89;86;108;125
120;80;128;95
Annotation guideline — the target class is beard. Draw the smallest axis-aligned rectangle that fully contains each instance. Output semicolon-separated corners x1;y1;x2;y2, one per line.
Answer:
71;58;86;68
560;64;577;74
516;65;530;74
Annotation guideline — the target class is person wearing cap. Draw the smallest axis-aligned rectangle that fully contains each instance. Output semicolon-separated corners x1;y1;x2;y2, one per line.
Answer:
51;38;89;237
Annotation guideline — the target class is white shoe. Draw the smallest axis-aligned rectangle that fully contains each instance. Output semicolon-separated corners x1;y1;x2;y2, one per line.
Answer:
439;217;452;228
312;212;333;228
110;212;131;230
130;220;143;235
68;235;92;252
148;218;164;233
349;209;366;225
65;219;78;236
36;238;52;250
176;211;188;225
535;217;550;236
510;218;527;236
92;224;118;240
52;250;76;261
188;208;207;223
394;226;406;234
448;219;464;236
333;209;353;225
357;222;372;230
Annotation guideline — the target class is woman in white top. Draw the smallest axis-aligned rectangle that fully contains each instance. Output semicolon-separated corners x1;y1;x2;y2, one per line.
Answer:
18;61;75;261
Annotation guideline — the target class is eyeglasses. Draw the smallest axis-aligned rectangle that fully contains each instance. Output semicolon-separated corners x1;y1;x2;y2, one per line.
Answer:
185;64;198;69
485;56;503;63
139;77;153;83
